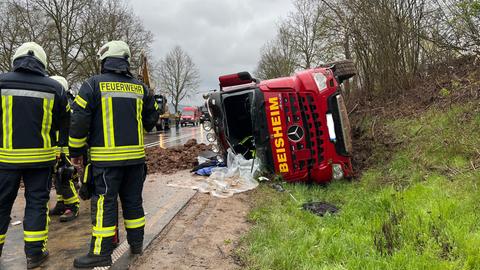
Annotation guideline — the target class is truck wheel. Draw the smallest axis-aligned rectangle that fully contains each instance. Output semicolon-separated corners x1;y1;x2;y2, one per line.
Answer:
326;59;356;84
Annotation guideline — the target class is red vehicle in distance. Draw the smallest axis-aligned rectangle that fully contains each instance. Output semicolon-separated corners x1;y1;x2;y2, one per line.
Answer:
204;60;356;183
180;106;201;127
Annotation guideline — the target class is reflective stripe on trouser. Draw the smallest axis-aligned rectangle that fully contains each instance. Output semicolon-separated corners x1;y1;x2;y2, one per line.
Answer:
63;180;80;205
124;216;145;229
54;160;80;206
0;168;51;256
89;164;146;256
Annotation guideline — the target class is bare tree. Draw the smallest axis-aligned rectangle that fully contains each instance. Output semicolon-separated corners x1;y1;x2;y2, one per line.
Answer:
0;0;51;72
255;25;298;80
286;0;336;68
158;46;200;113
77;0;153;83
315;0;428;98
0;0;153;91
428;0;480;55
33;0;91;82
255;0;344;80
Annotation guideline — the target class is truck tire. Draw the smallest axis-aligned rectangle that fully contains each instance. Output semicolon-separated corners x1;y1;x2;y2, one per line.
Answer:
326;60;356;84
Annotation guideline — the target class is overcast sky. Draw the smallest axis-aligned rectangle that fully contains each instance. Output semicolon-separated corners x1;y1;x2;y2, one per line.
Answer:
131;0;294;106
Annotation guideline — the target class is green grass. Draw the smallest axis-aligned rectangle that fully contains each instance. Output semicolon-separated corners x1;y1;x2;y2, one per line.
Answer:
240;103;480;270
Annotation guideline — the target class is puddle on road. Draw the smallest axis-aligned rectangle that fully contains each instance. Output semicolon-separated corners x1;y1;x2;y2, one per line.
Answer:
145;126;207;149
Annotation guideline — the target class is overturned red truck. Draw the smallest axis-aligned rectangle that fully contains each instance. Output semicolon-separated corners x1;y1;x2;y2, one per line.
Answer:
204;60;356;183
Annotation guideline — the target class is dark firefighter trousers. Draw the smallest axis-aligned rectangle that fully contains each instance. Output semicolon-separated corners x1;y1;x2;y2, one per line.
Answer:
89;164;146;256
0;168;52;257
54;157;80;208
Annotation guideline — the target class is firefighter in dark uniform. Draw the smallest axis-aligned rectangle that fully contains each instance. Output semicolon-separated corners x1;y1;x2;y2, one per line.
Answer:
70;41;159;268
0;42;69;268
49;76;80;222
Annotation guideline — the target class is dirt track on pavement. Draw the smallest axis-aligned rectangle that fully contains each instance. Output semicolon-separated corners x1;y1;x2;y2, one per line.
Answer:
146;139;211;175
132;192;251;270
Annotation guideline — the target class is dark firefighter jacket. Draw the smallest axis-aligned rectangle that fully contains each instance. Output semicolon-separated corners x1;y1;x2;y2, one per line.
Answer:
69;58;159;167
0;56;70;168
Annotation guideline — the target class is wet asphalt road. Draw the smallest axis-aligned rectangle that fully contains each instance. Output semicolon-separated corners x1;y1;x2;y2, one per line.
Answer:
144;125;207;149
1;176;196;270
0;126;207;269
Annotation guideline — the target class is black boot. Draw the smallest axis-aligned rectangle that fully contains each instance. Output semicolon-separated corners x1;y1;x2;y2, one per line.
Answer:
26;251;49;269
49;201;65;216
130;244;143;255
73;254;112;268
59;205;79;222
0;244;3;257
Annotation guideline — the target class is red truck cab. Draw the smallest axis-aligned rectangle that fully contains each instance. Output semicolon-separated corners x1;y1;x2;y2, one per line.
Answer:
205;61;355;183
180;106;201;127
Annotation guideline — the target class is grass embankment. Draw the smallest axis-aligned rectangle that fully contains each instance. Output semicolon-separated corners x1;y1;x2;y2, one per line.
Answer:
240;103;480;269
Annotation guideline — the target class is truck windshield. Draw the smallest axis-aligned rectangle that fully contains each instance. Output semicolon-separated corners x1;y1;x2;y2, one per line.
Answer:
182;110;195;116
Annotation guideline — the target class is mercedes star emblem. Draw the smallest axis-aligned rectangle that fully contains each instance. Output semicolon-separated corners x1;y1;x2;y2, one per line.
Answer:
287;125;304;142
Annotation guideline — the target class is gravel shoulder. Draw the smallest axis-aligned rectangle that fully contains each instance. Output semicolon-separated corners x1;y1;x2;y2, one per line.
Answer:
132;191;252;270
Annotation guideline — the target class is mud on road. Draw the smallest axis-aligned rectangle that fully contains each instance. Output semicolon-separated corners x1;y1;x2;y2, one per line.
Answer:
132;192;252;270
146;139;211;175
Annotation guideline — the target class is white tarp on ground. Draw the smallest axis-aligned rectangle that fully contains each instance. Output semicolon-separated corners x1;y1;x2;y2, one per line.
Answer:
166;149;259;198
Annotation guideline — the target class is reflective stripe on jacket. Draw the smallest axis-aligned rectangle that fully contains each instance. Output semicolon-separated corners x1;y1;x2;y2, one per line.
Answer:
69;58;159;167
0;56;69;168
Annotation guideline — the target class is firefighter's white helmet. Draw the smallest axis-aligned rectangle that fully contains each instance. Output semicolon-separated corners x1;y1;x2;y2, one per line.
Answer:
12;42;47;68
50;75;69;91
97;41;131;63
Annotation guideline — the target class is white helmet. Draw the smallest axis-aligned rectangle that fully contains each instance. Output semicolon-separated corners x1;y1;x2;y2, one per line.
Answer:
12;42;47;68
97;41;131;63
50;75;69;90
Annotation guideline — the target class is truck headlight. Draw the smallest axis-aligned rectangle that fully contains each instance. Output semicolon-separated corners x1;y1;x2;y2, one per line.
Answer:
332;164;344;180
326;113;337;142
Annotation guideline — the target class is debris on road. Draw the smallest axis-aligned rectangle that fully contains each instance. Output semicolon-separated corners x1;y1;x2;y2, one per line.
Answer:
11;221;22;226
146;139;211;174
192;157;225;176
165;150;259;198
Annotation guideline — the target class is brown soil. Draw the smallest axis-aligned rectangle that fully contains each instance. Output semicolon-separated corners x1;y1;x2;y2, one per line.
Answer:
146;139;211;174
132;192;252;270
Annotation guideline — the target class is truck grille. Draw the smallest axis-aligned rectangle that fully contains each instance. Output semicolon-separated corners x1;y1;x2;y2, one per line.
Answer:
299;93;325;165
282;93;324;172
